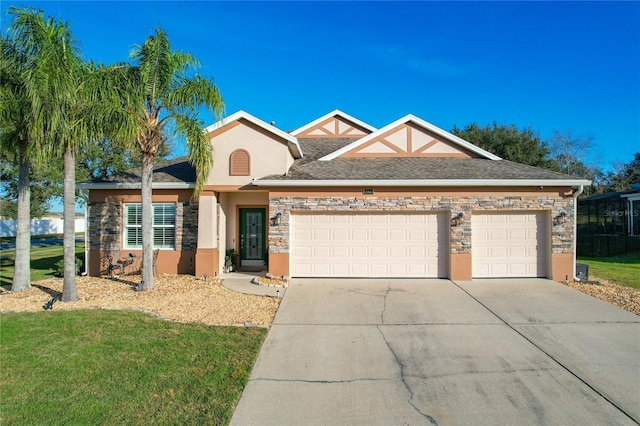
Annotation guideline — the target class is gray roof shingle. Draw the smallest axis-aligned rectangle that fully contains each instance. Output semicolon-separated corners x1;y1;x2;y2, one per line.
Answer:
94;156;195;184
257;139;586;182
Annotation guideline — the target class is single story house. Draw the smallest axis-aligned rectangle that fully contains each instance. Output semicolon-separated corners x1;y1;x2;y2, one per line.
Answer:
80;110;590;281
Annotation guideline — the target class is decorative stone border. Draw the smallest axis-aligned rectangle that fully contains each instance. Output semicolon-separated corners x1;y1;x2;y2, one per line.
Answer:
251;276;288;288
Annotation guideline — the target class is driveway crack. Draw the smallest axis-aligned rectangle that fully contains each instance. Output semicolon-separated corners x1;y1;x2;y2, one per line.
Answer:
376;325;439;425
381;280;391;324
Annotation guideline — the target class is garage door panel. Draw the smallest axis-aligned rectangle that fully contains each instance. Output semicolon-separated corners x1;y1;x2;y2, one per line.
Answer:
291;213;447;278
472;212;547;278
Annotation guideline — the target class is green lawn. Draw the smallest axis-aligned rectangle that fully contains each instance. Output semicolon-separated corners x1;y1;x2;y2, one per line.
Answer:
0;241;84;287
578;252;640;289
0;310;267;425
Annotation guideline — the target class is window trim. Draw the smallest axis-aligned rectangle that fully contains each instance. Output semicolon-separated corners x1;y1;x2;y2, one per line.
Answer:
123;203;177;250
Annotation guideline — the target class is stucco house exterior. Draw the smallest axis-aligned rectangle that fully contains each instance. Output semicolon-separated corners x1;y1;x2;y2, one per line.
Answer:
80;110;590;281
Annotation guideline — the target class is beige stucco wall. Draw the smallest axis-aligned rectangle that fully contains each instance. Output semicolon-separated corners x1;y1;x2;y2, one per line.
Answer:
219;191;269;252
207;120;295;186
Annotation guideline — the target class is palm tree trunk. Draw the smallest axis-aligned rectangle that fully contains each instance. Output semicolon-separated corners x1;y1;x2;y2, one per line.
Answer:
61;146;78;302
11;142;31;292
140;154;154;290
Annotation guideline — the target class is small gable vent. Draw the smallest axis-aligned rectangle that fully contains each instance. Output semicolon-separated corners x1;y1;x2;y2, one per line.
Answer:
230;149;250;176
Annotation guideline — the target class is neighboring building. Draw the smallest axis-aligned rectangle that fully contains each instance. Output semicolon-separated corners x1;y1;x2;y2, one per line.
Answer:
0;212;86;237
79;110;590;280
577;184;640;256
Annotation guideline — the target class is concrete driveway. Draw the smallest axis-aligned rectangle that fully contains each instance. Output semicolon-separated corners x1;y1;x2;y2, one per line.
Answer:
231;278;640;425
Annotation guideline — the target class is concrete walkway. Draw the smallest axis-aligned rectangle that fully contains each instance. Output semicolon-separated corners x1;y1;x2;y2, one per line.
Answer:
231;278;639;426
221;271;286;298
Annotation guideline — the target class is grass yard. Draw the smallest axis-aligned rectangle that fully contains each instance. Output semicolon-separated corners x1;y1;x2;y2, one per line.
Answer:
0;310;267;425
578;252;640;289
0;241;84;287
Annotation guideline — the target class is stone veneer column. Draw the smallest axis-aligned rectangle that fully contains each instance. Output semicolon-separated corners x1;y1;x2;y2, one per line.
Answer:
195;191;219;277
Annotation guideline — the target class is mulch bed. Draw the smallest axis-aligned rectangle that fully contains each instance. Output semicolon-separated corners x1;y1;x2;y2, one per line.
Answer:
2;274;636;325
0;274;280;326
562;277;639;316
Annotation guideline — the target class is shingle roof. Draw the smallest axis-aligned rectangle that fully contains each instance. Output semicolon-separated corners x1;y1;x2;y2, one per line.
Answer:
94;156;195;184
95;139;587;186
258;139;584;182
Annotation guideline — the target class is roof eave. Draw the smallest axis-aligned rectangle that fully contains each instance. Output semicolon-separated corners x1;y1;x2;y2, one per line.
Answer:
252;179;592;187
77;182;195;190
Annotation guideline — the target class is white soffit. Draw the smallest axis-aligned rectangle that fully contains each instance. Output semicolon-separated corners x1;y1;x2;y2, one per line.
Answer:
205;110;303;158
290;109;377;136
319;114;502;161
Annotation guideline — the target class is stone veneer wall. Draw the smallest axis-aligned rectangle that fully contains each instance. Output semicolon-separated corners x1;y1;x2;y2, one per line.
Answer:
88;201;199;253
269;194;574;254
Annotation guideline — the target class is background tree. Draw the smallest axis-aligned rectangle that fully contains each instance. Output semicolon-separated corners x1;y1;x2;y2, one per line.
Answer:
602;152;640;192
119;28;223;290
0;154;62;219
451;122;555;168
546;129;603;195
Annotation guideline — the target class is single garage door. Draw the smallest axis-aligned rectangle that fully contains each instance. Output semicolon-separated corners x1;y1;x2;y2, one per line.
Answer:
472;212;548;278
291;212;447;278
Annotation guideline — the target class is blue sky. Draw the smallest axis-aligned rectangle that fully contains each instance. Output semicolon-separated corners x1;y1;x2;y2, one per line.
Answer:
3;1;639;172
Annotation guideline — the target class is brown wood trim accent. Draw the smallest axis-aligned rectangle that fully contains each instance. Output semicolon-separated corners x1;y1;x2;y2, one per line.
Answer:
207;120;241;139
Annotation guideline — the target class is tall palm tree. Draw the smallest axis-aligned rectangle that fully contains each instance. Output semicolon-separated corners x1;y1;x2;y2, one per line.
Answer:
122;28;223;290
0;7;73;292
3;7;124;301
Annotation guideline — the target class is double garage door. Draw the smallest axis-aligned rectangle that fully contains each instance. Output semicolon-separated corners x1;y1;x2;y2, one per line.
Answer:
290;211;548;279
291;213;448;278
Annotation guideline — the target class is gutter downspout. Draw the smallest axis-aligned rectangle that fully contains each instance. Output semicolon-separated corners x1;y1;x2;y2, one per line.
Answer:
573;185;584;281
78;189;89;276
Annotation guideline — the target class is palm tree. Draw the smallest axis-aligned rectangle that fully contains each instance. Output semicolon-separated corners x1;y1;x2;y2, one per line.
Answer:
0;7;73;292
3;7;126;301
122;28;223;290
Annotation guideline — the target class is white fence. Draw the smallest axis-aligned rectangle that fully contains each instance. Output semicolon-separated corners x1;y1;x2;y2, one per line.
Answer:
0;218;86;237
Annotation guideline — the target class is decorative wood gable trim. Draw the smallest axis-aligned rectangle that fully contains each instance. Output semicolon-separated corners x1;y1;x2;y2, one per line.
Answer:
340;123;479;158
295;116;373;139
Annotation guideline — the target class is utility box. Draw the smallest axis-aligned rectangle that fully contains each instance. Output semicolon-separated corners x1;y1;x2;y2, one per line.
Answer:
576;263;589;281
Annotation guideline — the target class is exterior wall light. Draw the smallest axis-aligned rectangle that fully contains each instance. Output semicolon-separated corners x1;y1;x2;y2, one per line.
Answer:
451;211;465;227
271;211;282;226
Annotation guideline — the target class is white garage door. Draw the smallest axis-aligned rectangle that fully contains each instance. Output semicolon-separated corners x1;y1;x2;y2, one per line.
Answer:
291;213;447;278
472;212;548;278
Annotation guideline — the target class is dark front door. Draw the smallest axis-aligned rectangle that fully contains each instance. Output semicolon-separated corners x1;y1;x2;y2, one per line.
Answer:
240;208;266;267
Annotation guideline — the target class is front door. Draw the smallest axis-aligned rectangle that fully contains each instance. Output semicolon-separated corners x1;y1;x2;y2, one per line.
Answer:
240;208;266;267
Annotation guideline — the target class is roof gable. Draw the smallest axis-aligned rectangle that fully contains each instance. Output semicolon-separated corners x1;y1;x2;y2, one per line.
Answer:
205;110;303;158
320;114;501;161
291;109;376;139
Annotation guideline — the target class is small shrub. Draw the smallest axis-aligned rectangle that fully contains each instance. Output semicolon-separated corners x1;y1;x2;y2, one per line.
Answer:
53;257;83;277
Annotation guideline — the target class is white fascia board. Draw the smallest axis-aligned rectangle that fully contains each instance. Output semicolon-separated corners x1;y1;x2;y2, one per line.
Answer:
77;182;195;190
319;114;502;161
290;109;377;136
252;178;592;187
620;193;640;200
205;110;303;158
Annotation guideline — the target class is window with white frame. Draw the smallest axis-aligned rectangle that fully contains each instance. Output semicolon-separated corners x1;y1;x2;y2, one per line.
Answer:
124;203;176;249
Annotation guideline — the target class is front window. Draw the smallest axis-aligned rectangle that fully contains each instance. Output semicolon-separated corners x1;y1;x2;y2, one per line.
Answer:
124;203;176;249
